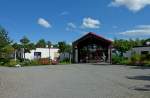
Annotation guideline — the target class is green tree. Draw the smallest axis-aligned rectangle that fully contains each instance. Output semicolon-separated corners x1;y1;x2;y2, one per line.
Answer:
113;39;132;56
143;38;150;45
20;36;35;60
53;44;58;48
58;41;72;53
36;39;46;48
47;41;51;48
58;41;66;53
12;43;22;60
58;41;72;63
0;26;12;58
65;44;72;53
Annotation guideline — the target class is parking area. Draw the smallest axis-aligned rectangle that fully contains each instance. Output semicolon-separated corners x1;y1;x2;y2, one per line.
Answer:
0;64;150;98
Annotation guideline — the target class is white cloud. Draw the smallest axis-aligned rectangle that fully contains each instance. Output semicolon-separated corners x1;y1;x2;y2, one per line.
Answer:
109;0;150;12
136;25;150;29
81;17;101;29
119;25;150;36
60;11;69;16
66;22;76;31
38;18;51;28
67;23;76;29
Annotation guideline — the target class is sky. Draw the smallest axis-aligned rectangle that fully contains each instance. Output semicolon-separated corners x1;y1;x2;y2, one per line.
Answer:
0;0;150;44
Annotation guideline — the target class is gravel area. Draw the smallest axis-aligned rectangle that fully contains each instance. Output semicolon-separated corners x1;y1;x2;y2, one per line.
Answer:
0;64;150;98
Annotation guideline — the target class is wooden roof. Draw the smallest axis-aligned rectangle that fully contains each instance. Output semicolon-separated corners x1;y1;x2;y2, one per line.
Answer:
73;32;112;45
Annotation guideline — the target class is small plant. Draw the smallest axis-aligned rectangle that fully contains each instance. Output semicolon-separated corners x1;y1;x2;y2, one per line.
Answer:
130;54;141;65
59;58;71;64
20;59;31;66
0;58;9;65
112;55;126;64
7;59;18;67
30;60;40;65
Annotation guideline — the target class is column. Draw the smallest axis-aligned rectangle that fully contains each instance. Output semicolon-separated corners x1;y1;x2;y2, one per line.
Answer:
107;46;112;64
75;48;78;63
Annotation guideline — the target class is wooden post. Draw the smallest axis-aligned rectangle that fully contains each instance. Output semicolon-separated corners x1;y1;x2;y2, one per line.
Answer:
75;47;78;63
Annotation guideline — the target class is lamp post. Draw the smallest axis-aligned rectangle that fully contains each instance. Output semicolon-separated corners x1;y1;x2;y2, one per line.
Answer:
47;41;51;64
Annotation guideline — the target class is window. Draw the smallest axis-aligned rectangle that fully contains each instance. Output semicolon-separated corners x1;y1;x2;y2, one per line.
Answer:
34;52;41;59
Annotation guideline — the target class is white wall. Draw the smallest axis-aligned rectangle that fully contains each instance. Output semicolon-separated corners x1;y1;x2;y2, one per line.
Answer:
25;48;59;60
124;46;150;58
132;47;150;54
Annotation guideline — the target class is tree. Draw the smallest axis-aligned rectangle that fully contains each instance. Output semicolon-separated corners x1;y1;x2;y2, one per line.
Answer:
58;41;66;53
53;44;58;48
36;39;46;48
58;41;72;63
0;26;12;59
12;43;22;60
143;38;150;45
58;41;72;53
65;44;72;53
20;36;35;60
113;39;132;56
47;41;51;48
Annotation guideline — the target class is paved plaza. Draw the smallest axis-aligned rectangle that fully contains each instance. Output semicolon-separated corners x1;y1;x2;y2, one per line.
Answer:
0;64;150;98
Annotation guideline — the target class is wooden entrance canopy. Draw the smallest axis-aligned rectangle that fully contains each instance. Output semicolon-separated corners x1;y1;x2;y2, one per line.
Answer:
72;32;112;63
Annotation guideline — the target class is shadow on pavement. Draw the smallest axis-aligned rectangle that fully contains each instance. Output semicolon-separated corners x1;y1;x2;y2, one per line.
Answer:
91;62;112;66
129;66;150;70
126;75;150;81
129;85;150;91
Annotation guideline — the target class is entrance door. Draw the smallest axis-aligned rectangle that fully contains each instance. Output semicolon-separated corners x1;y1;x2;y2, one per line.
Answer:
79;44;106;63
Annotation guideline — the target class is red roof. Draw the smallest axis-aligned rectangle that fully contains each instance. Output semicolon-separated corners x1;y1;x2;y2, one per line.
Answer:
73;32;112;44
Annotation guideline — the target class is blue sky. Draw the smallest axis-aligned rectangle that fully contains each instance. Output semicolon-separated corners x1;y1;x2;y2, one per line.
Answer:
0;0;150;43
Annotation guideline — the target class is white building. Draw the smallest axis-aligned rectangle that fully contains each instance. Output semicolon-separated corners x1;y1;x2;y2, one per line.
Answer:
124;46;150;58
24;48;59;60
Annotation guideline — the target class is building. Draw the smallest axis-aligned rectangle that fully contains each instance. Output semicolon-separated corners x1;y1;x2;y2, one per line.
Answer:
72;32;112;63
21;48;59;60
124;46;150;58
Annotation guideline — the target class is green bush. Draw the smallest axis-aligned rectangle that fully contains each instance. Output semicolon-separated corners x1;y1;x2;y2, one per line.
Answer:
0;58;9;65
119;59;130;65
60;58;71;64
130;54;141;65
141;60;150;66
129;54;150;66
30;60;40;65
20;59;31;66
7;59;18;67
112;55;128;64
0;59;19;67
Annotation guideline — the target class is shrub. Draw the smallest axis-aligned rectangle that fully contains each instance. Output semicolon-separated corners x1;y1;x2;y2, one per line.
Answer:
119;59;130;65
0;58;9;65
59;58;70;64
1;59;19;67
140;60;150;66
20;59;31;66
7;59;18;67
30;60;40;65
130;54;141;65
112;55;127;64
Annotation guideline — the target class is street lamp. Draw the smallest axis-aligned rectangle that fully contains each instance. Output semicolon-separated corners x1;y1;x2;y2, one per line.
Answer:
47;41;51;64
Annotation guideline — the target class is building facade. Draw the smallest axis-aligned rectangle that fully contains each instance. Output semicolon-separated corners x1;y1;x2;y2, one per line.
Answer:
22;48;59;60
72;32;112;63
124;46;150;58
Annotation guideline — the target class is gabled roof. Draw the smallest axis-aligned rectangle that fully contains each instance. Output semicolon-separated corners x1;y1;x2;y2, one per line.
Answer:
73;32;112;45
